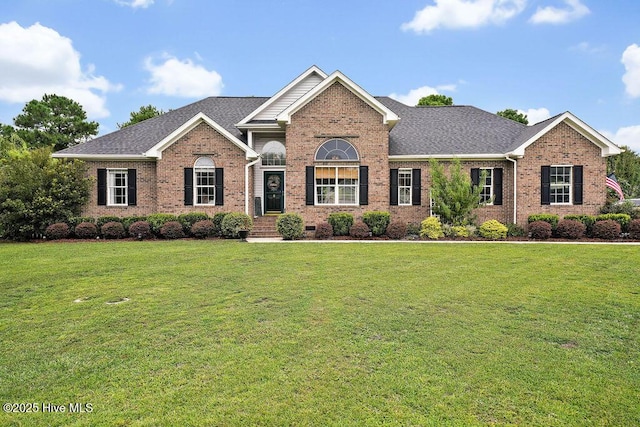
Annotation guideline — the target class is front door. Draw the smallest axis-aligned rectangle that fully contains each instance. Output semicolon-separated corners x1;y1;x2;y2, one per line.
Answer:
264;171;284;213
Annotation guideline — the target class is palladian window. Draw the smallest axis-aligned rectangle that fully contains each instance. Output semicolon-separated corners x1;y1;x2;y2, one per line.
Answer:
314;139;359;205
261;140;286;166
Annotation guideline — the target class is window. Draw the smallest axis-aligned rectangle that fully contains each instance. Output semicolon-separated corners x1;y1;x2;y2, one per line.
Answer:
398;169;412;205
194;157;216;205
550;166;572;204
471;168;502;206
315;166;359;205
261;140;286;166
315;138;359;161
479;168;493;204
108;169;128;206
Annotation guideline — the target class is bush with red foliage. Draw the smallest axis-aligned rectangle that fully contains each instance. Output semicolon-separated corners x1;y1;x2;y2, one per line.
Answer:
528;220;552;240
191;220;215;239
629;219;640;240
556;219;586;240
315;222;333;239
74;222;98;239
128;221;153;240
160;221;185;239
101;221;126;239
45;223;70;240
386;221;407;240
349;221;370;239
592;220;621;240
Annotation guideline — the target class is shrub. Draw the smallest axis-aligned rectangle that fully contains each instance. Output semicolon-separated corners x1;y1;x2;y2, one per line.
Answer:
528;214;559;230
592;220;621;240
147;213;178;235
595;213;631;232
478;220;508;240
452;225;470;238
406;223;421;237
160;221;185;239
74;222;98;239
276;213;305;240
506;223;526;237
178;212;210;235
628;219;640;239
101;221;126;239
97;216;121;229
191;220;215;239
221;212;253;238
122;216;147;232
128;221;153;240
212;212;229;237
68;216;95;228
327;213;354;236
564;214;596;236
420;217;444;240
349;221;370;239
385;221;407;240
528;220;552;240
600;200;639;219
362;211;391;237
556;219;586;240
45;223;70;240
315;222;333;239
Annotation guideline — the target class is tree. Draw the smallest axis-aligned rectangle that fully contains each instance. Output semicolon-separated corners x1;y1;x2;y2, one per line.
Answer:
429;158;484;225
497;108;529;125
417;94;453;106
118;104;164;129
13;94;99;151
0;132;26;160
607;145;640;198
0;147;90;240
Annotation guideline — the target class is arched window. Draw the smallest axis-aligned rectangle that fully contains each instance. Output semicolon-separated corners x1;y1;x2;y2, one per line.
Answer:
261;140;286;166
194;157;215;205
314;139;360;205
315;138;359;161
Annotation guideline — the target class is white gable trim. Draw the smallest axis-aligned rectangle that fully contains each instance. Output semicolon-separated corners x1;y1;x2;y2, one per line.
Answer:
276;70;400;129
145;112;259;160
236;65;328;128
508;112;622;158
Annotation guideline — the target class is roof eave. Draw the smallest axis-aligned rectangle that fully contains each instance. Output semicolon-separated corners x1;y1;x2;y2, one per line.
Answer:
389;153;509;161
51;153;153;161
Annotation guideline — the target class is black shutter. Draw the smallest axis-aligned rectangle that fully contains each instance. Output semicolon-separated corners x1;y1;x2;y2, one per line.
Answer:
470;168;480;187
412;168;422;206
541;166;551;205
305;166;314;205
390;169;399;206
493;168;503;206
127;169;137;206
97;169;107;206
573;165;583;205
215;168;224;206
184;168;193;206
359;166;369;205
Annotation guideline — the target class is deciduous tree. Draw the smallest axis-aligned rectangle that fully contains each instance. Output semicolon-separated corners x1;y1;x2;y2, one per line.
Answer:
417;94;453;106
118;104;164;128
497;108;529;125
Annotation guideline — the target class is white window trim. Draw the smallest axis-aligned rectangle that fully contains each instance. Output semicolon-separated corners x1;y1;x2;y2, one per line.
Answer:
314;166;359;206
480;168;494;206
194;157;216;206
398;168;412;206
550;165;573;205
107;169;127;206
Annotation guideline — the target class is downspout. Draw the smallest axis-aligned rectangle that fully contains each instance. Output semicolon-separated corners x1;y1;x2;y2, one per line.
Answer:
505;155;517;224
245;157;261;216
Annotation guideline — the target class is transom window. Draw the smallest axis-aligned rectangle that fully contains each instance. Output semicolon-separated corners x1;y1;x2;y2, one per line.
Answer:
315;139;359;161
107;169;127;206
550;166;572;204
261;140;286;166
315;166;359;205
480;168;493;205
398;169;412;205
194;157;216;205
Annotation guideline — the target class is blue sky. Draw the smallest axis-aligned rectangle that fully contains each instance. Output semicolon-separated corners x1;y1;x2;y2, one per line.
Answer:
1;0;639;151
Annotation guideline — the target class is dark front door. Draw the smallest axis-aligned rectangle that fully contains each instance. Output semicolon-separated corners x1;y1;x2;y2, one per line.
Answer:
264;171;284;213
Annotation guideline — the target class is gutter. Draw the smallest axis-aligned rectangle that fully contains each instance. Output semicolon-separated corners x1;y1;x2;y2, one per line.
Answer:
245;157;261;216
505;155;517;224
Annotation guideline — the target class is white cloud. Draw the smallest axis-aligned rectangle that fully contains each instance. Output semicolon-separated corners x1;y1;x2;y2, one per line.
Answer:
115;0;154;8
602;126;640;153
529;0;590;25
401;0;526;34
519;107;551;124
570;42;605;55
622;44;640;98
0;22;120;118
144;54;224;98
389;84;456;106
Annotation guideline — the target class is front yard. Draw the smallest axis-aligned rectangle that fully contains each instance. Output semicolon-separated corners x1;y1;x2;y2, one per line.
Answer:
1;241;638;426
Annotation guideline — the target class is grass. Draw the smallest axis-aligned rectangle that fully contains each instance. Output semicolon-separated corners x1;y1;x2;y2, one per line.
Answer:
0;240;638;426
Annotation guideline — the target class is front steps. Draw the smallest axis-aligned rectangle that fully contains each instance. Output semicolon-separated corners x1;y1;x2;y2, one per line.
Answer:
250;215;280;238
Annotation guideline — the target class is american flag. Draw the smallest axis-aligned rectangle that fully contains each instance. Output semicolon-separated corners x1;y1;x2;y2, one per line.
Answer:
606;173;625;200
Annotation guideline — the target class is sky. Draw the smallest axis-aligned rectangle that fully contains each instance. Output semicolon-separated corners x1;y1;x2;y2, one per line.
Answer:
1;0;639;151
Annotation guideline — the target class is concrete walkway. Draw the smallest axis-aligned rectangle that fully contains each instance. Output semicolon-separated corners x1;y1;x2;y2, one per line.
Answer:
245;237;640;245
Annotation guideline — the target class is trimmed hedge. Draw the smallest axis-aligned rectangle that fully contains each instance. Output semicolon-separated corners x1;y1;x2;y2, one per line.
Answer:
595;213;631;232
276;213;305;240
221;212;253;239
556;219;586;240
315;222;333;240
147;213;179;235
328;213;354;236
212;212;228;237
528;214;559;230
128;221;153;240
97;216;122;229
529;220;552;240
629;219;640;240
191;220;215;239
75;222;98;239
160;221;185;239
478;220;508;240
564;214;596;236
420;217;444;240
385;221;407;240
362;211;390;237
101;221;126;239
45;223;70;240
178;212;210;235
349;221;370;239
592;220;621;240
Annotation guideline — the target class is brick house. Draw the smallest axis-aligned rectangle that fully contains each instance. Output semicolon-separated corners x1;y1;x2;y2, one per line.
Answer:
53;66;622;230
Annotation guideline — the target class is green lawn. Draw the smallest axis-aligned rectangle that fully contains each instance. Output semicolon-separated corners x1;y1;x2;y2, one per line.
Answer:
1;240;638;426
